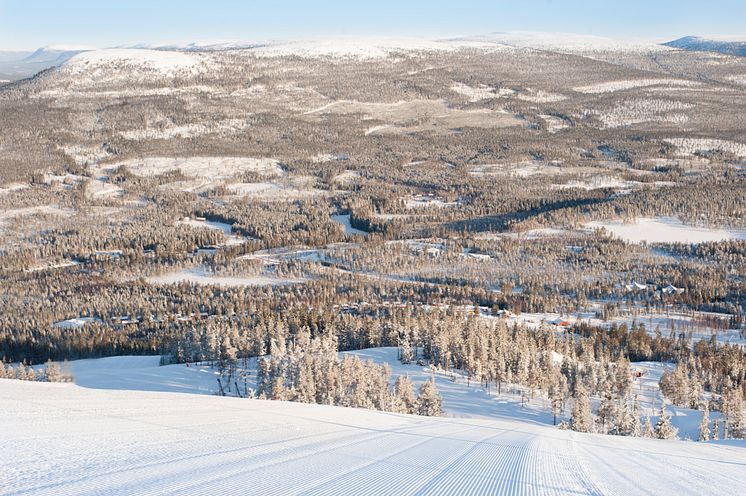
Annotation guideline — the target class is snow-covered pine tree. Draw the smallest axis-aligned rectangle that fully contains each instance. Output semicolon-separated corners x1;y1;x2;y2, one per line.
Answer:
399;338;414;365
623;395;642;437
417;378;442;416
549;374;564;426
722;387;745;439
394;375;417;414
617;397;639;437
257;357;272;398
571;382;593;433
643;415;654;438
44;359;62;382
61;359;74;382
654;406;678;440
295;360;316;403
270;375;288;401
698;403;711;442
596;385;616;434
615;358;632;398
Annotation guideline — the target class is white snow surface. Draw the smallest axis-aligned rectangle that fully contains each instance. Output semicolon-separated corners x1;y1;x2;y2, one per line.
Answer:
3;375;745;496
247;37;501;59
99;156;282;180
588;217;746;244
331;214;369;237
461;32;670;53
573;79;701;94
145;267;303;287
126;32;671;58
64;49;204;75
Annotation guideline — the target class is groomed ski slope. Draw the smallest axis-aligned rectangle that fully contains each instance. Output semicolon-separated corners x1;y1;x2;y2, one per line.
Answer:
2;379;745;496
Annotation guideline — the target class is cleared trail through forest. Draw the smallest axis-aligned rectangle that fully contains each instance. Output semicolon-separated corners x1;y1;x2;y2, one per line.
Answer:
2;380;745;496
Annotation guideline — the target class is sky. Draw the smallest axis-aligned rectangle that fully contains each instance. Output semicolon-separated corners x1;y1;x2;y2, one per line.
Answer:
0;0;744;50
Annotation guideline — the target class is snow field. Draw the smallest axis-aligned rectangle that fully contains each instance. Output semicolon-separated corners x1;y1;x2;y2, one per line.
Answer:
331;214;369;237
2;379;744;496
64;49;206;75
592;99;693;128
573;79;701;94
100;157;283;180
247;37;502;59
119;118;251;141
664;138;746;158
145;267;304;288
450;82;514;102
587;217;746;244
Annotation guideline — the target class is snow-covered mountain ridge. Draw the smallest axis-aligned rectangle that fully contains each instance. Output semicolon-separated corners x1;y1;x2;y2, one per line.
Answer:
664;36;746;57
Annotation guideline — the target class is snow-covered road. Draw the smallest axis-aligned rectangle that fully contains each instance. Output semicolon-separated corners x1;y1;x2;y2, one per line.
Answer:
2;380;744;496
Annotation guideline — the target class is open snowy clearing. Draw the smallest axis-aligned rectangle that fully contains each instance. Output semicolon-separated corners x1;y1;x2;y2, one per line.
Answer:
225;181;327;200
664;138;746;158
587;217;746;244
305;99;522;135
119;118;251;141
539;114;571;133
145;267;304;287
450;82;515;102
469;162;606;179
592;99;693;128
3;378;745;496
331;214;369;237
573;79;701;94
99;157;283;180
175;218;247;245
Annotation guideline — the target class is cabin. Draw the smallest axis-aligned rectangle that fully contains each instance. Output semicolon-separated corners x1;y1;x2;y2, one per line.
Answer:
625;281;648;292
662;284;685;295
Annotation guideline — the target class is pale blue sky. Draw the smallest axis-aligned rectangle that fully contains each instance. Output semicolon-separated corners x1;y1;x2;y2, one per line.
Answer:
0;0;744;50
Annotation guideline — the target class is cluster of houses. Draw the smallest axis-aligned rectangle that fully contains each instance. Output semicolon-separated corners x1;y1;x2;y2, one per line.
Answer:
623;281;686;295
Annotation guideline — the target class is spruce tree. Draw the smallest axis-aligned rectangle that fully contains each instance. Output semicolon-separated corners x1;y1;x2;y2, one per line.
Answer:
399;339;414;365
417;378;442;416
722;388;745;439
643;415;654;438
394;375;417;414
654;406;678;440
571;382;593;433
698;404;711;442
257;357;272;398
44;360;62;382
549;378;564;426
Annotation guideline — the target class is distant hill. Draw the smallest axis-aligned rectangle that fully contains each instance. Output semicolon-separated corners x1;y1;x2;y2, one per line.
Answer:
0;45;94;81
23;45;94;64
664;36;746;57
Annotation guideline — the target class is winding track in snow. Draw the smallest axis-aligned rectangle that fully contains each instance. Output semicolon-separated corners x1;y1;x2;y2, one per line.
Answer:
2;380;745;496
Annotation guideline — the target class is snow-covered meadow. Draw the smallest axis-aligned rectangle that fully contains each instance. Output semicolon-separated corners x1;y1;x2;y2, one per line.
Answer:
587;217;746;244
